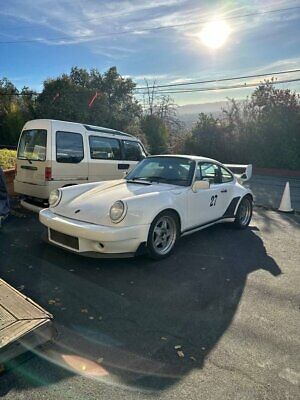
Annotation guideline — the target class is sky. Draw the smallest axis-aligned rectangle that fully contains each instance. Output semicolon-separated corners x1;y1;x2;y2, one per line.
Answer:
1;0;300;105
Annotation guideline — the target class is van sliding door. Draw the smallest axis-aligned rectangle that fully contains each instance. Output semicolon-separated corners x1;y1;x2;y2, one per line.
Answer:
52;131;88;184
88;135;125;182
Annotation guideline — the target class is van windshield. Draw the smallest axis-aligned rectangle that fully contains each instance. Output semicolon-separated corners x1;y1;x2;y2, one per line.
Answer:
18;129;47;161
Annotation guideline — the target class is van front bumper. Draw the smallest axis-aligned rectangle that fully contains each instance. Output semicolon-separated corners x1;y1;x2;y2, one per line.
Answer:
39;209;150;257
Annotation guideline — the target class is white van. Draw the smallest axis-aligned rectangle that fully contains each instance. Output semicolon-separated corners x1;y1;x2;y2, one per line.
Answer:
14;119;147;209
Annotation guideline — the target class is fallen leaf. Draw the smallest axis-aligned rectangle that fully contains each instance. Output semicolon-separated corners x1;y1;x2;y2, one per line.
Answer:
97;357;104;364
89;316;94;320
177;350;184;358
160;337;168;341
81;308;88;313
190;356;197;361
48;299;56;305
174;345;182;350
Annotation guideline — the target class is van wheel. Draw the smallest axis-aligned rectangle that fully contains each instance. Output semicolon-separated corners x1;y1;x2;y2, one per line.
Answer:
234;196;253;229
147;211;179;260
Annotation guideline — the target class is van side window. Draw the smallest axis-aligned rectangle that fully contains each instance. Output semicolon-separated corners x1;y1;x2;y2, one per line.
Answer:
89;136;121;160
56;131;84;163
123;140;146;161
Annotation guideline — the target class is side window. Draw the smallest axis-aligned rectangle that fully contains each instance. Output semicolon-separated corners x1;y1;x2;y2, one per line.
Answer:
220;166;233;183
56;131;84;163
123;140;146;161
89;136;121;160
199;162;221;184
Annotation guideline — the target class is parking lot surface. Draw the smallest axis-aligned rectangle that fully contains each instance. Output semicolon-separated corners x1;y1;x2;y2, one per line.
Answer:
248;175;300;211
0;206;299;400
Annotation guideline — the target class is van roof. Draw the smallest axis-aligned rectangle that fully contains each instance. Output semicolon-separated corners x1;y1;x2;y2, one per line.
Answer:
25;119;136;139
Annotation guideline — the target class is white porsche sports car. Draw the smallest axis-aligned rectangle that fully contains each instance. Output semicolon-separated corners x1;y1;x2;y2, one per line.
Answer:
39;155;253;259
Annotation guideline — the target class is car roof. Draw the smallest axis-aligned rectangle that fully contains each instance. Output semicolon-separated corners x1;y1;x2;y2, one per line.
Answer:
148;154;221;164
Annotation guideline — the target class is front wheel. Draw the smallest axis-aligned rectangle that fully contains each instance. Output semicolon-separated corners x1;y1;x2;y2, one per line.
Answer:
233;196;253;229
147;211;179;260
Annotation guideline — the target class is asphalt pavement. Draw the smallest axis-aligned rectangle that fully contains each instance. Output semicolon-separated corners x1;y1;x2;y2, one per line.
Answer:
0;205;299;399
248;175;300;211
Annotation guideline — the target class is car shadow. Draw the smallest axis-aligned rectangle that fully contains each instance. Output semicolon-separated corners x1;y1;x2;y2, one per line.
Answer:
0;215;282;395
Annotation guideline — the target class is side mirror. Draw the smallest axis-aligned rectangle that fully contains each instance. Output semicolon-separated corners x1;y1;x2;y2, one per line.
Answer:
192;180;210;192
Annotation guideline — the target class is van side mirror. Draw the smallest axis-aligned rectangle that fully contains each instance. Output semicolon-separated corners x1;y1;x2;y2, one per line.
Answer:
192;180;210;192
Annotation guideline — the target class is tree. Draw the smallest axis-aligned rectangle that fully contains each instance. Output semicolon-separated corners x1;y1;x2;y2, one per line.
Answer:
141;114;169;154
181;81;300;169
183;113;232;161
36;67;142;131
0;79;36;145
141;80;184;153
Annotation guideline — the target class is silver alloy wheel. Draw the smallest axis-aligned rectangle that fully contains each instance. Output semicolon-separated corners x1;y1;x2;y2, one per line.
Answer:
151;215;177;256
239;198;252;226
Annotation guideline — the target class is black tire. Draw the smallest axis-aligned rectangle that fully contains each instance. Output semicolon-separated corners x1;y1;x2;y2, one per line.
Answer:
233;196;253;229
147;211;179;260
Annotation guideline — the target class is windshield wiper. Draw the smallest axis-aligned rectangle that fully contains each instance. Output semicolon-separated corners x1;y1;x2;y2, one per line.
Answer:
19;156;32;164
126;177;152;185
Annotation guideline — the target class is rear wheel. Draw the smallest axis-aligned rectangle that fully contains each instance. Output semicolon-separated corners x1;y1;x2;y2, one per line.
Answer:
234;196;253;229
147;211;179;260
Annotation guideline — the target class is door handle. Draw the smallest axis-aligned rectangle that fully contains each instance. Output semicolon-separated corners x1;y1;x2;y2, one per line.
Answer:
221;189;227;193
21;165;38;171
118;163;130;170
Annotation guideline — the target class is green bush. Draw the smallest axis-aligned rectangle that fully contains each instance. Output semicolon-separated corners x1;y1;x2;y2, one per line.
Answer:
0;149;16;170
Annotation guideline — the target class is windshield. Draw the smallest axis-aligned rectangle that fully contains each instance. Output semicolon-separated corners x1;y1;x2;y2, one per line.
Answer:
17;129;47;161
126;156;195;186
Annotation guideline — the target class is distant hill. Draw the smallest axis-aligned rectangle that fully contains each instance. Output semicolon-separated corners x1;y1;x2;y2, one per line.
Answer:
177;101;229;128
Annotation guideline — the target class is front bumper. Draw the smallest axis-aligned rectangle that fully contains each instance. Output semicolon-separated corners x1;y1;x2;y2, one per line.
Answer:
39;209;150;257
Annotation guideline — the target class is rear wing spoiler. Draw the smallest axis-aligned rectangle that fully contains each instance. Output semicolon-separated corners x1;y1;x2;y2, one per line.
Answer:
224;164;253;183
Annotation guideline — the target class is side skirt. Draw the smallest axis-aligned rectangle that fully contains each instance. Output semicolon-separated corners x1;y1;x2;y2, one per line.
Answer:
181;217;234;237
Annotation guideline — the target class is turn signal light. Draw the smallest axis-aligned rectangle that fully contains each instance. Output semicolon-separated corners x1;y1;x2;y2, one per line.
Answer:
45;167;52;181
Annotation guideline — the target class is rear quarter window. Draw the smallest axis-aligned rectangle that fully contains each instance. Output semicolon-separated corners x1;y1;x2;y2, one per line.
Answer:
220;166;234;183
56;131;84;163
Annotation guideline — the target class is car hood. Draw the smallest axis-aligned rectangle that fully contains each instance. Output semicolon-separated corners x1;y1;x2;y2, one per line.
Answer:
53;179;180;225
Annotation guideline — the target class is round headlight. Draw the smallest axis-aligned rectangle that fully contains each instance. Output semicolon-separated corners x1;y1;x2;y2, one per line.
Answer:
110;201;126;223
49;189;61;207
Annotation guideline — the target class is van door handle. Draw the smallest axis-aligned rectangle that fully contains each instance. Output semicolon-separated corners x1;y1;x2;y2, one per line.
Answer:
221;189;227;193
118;164;130;170
21;165;38;171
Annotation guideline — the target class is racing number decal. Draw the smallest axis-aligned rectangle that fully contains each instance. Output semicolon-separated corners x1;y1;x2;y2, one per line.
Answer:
210;195;218;207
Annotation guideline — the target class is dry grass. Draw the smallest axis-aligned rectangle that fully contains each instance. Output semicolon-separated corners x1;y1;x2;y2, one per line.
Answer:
0;149;16;170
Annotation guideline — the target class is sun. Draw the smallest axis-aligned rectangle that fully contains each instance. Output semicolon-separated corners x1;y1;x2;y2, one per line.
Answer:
199;20;231;49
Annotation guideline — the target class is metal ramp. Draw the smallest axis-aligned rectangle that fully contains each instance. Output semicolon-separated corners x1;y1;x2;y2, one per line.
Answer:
0;279;54;363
